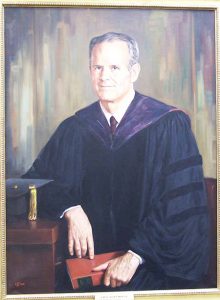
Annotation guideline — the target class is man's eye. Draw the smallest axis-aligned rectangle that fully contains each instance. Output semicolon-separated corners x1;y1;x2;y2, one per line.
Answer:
94;66;102;71
111;65;119;70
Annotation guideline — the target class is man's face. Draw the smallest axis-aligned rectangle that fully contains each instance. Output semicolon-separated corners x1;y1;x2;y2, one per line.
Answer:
90;40;140;104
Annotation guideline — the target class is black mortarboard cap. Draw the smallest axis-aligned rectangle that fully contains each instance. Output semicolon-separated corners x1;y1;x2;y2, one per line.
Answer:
6;178;53;217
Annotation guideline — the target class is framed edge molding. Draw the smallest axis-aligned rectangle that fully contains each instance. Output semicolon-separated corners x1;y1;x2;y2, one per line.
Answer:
0;0;6;299
0;0;219;300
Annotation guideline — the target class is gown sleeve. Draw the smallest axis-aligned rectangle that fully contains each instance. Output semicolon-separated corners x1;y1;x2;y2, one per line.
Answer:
22;117;83;219
129;111;209;283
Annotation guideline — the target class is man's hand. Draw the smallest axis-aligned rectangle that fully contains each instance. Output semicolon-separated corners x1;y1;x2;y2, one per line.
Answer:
64;206;94;259
92;252;140;288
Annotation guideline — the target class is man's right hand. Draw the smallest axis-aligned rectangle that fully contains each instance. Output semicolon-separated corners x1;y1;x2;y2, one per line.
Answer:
64;206;94;259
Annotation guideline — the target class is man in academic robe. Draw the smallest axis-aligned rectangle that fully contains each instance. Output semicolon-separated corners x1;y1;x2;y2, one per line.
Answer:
23;32;209;291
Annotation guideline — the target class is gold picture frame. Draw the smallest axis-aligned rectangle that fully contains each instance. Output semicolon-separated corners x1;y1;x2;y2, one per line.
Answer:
0;0;219;299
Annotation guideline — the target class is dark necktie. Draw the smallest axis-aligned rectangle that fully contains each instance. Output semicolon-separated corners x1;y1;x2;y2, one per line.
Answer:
110;116;118;135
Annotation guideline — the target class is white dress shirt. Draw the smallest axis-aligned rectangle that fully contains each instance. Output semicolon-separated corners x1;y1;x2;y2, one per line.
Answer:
99;90;134;126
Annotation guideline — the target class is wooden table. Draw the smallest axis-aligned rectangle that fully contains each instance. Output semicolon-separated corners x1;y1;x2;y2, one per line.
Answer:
6;219;64;294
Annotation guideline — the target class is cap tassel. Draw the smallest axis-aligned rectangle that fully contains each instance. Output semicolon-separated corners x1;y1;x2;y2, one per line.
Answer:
28;185;37;221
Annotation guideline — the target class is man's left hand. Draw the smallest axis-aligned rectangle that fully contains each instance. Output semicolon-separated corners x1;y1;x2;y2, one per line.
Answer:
92;252;140;288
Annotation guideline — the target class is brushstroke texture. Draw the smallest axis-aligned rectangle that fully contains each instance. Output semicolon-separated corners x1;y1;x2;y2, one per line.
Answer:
5;8;216;177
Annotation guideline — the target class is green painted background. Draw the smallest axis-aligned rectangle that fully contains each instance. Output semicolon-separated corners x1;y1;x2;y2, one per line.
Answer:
5;8;216;178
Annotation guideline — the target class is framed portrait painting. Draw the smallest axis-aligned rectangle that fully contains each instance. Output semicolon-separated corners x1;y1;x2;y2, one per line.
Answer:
0;0;219;300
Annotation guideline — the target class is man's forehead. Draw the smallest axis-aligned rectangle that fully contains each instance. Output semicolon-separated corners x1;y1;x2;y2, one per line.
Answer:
92;40;129;53
91;40;130;62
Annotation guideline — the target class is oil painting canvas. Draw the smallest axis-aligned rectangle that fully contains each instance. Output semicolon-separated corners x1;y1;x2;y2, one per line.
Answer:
3;5;217;298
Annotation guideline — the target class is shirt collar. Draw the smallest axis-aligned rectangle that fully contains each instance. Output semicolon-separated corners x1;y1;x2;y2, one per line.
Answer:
99;90;135;126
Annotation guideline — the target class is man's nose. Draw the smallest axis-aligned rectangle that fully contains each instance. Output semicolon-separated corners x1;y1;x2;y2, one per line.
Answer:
100;68;110;80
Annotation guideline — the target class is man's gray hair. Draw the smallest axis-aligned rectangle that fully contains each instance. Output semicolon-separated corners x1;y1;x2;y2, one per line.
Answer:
89;32;139;68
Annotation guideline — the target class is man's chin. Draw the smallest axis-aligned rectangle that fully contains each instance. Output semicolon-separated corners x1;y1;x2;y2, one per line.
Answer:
99;98;114;103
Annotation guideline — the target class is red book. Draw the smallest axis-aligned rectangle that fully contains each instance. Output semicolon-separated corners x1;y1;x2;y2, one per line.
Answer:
66;251;124;289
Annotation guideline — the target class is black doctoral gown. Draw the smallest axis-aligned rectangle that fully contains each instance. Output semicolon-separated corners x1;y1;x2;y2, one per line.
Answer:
23;92;209;291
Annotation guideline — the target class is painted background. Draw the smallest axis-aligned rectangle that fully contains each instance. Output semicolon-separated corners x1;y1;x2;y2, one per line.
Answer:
5;8;216;178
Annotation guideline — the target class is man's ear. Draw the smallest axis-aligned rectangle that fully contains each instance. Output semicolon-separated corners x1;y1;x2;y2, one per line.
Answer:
131;63;141;83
